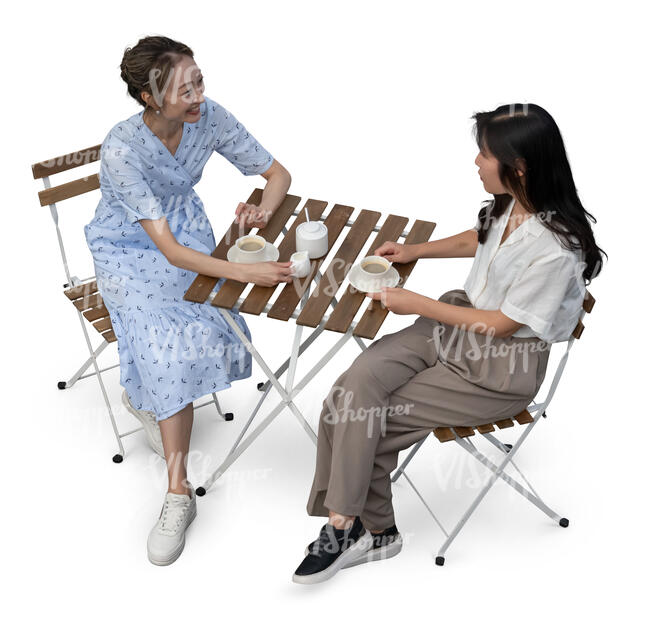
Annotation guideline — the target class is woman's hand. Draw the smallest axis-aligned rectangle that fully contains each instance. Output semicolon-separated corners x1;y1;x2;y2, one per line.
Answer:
235;202;273;228
365;287;423;315
373;241;419;263
238;261;294;287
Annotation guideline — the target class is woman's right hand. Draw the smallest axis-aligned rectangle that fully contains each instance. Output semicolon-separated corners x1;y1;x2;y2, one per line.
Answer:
373;241;419;263
239;261;294;286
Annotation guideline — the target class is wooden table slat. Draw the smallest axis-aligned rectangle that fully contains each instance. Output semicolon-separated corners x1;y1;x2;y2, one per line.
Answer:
184;189;302;303
265;204;354;322
238;199;329;315
296;208;381;328
209;193;302;309
352;218;436;339
323;214;409;333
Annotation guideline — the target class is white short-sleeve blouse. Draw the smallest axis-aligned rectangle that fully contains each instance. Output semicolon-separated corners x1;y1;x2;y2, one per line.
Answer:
463;198;587;343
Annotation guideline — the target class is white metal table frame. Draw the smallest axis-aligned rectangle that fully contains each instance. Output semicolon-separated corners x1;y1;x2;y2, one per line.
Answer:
195;219;412;496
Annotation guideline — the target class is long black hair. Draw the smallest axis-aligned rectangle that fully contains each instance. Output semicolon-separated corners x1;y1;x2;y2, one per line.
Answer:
472;103;606;285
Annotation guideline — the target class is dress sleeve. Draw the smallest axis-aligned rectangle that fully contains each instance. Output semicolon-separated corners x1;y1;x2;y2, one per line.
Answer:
101;139;165;224
499;251;581;338
212;104;274;176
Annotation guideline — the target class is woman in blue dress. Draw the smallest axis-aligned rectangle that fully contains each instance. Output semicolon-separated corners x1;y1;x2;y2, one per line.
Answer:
84;36;294;565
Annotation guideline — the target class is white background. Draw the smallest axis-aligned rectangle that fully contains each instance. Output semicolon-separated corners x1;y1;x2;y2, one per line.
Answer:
3;0;647;619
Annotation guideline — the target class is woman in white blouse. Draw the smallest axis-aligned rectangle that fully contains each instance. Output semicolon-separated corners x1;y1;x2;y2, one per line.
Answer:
293;103;607;584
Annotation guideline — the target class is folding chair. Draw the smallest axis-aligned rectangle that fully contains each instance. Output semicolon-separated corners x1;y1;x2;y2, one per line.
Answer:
391;289;596;566
32;144;233;463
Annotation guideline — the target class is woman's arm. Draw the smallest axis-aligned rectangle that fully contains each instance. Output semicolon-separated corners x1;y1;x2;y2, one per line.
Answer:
366;288;524;338
139;217;293;286
375;229;478;263
235;159;292;226
414;229;479;259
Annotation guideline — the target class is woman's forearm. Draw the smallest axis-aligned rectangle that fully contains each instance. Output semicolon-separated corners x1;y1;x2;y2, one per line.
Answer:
415;295;510;338
258;166;292;219
414;229;478;259
168;245;246;282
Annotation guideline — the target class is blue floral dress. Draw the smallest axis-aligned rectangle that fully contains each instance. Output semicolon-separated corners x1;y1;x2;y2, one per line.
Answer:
84;95;274;421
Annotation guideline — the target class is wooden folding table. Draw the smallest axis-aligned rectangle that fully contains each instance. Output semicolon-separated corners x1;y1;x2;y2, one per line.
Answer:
183;189;435;495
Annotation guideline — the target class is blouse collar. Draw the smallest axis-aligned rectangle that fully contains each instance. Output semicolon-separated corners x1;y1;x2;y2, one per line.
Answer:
498;197;547;248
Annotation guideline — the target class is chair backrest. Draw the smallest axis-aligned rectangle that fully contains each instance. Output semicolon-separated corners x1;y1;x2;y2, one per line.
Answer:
32;144;102;287
535;289;596;413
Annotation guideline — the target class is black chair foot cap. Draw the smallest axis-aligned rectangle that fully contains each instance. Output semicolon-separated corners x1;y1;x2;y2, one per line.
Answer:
256;382;265;391
435;556;445;566
559;518;569;528
57;381;66;390
504;443;513;452
112;454;124;464
224;412;234;422
196;487;206;497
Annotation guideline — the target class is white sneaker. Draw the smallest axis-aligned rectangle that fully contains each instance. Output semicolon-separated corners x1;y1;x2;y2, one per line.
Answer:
121;389;165;458
147;483;197;566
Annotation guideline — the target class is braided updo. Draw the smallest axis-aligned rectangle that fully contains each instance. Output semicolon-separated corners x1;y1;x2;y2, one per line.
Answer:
119;35;194;109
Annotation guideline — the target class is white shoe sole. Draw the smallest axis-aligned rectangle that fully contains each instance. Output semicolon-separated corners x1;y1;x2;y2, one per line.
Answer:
292;531;374;584
303;533;403;568
147;502;197;566
121;391;165;458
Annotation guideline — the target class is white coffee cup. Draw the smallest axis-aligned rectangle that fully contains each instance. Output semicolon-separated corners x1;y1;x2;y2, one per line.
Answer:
235;234;267;263
289;251;310;278
296;221;328;258
357;255;392;285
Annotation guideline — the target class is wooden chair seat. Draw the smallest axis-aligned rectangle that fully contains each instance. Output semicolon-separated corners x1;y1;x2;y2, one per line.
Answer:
433;409;536;443
63;280;116;343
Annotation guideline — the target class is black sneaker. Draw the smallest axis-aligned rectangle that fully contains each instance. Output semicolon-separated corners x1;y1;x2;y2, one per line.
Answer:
304;524;403;568
292;517;373;584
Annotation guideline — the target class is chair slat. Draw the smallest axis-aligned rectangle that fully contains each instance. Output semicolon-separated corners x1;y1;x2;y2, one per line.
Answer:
73;292;103;312
583;290;595;313
92;317;113;334
32;144;102;179
453;426;475;438
64;280;98;300
513;410;534;424
433;427;455;443
352;219;436;339
84;305;110;322
266;204;354;322
494;418;515;429
38;174;100;206
183;189;263;303
209;193;302;309
296;209;381;328
239;199;329;315
572;320;585;339
475;423;495;434
323;215;409;333
102;329;117;343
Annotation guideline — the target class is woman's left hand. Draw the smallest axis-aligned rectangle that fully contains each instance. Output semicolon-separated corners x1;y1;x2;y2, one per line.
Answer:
365;287;422;315
235;203;273;227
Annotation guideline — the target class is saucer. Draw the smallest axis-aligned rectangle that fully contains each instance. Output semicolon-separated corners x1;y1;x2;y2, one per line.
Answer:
347;264;400;293
227;243;280;264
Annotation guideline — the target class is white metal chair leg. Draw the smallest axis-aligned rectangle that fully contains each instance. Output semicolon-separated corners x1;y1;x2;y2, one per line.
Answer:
75;311;125;462
433;413;568;566
59;340;110;389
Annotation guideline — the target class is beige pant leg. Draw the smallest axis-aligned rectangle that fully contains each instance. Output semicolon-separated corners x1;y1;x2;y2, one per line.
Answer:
306;316;439;522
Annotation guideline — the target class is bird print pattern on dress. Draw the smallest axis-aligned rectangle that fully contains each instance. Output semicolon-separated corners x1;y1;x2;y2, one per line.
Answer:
84;96;274;421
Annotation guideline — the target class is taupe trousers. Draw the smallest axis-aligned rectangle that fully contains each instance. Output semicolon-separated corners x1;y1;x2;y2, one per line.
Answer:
306;289;551;531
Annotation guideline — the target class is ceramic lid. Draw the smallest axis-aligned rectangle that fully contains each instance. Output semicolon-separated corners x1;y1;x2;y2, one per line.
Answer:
297;221;327;239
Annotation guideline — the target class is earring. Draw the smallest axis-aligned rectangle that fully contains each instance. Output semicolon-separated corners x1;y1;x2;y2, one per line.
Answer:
155;109;160;115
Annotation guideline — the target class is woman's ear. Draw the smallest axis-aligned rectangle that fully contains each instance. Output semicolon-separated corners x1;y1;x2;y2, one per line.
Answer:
514;157;527;177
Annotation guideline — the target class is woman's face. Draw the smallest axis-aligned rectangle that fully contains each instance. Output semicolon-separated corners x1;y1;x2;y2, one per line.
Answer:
146;54;206;123
475;144;509;195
